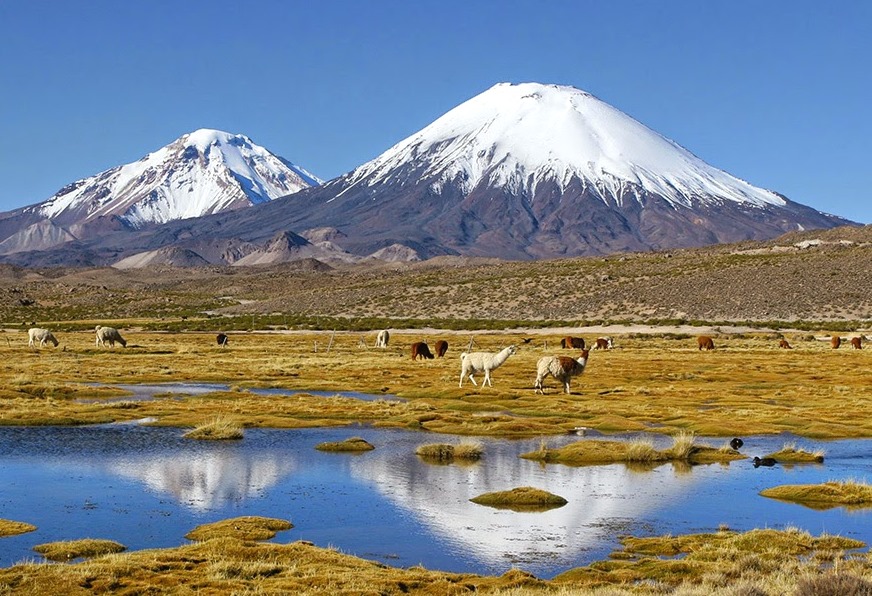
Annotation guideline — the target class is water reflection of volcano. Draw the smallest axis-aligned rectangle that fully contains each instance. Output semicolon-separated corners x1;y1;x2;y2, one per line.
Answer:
347;442;702;570
107;451;296;511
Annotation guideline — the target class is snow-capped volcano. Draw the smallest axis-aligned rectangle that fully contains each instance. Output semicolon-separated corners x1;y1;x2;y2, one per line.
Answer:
262;82;848;259
34;129;320;228
348;82;783;210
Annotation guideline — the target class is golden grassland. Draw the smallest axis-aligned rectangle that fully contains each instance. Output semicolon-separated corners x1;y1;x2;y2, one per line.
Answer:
2;327;872;592
2;328;871;439
760;480;872;510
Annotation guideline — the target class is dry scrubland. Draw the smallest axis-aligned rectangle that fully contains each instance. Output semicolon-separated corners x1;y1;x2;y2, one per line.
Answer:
1;226;871;593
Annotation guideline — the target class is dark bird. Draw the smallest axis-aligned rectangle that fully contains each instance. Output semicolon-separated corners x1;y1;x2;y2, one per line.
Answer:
753;456;777;468
521;338;533;344
730;438;744;450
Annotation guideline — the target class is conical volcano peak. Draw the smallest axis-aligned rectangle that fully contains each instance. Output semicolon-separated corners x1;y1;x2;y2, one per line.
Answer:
351;82;784;210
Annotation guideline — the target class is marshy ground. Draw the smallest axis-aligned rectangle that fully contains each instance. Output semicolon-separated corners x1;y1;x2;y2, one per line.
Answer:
1;326;871;593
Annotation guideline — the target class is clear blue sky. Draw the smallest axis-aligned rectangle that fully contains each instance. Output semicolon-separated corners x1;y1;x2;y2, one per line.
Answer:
1;1;869;223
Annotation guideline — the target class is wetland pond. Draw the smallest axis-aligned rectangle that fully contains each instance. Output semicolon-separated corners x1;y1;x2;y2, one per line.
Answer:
1;385;871;577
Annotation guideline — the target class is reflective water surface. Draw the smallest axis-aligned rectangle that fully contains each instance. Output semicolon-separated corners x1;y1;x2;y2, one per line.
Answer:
0;424;870;577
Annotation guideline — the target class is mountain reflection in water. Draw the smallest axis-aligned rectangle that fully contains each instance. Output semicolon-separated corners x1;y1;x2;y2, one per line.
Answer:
0;425;870;578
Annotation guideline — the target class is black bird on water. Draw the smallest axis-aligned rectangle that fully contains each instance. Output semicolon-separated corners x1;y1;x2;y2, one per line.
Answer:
753;456;777;468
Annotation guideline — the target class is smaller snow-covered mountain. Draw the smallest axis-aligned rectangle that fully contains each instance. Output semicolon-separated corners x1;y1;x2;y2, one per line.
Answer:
37;128;321;228
0;129;321;256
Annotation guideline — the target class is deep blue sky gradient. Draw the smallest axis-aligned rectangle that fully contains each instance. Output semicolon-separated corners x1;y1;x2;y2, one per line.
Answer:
1;1;869;222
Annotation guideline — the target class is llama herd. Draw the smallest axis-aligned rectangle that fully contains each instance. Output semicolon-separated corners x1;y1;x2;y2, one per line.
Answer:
20;323;868;395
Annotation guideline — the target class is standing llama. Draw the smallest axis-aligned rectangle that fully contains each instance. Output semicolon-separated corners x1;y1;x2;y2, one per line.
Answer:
375;330;390;348
534;349;590;394
95;325;127;348
28;327;59;348
459;345;517;388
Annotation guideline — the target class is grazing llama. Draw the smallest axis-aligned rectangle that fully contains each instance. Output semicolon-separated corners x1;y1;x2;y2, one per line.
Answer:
375;330;390;348
95;325;127;348
697;335;715;350
534;349;590;394
459;345;517;388
411;341;434;360
434;340;448;357
28;327;59;348
592;337;614;350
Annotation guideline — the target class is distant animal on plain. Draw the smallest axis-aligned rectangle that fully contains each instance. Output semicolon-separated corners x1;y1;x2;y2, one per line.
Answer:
534;349;590;394
28;327;59;348
216;333;229;347
697;335;715;350
459;345;517;388
730;438;744;450
560;336;585;349
778;339;792;349
375;330;390;348
434;340;448;358
520;338;533;344
411;341;434;360
850;337;863;350
831;336;841;349
592;337;614;350
95;325;126;348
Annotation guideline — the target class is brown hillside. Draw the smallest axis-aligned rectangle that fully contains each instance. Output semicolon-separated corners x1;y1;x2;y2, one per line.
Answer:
1;226;869;325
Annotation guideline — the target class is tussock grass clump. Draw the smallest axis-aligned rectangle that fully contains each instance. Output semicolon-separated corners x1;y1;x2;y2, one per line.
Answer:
315;436;374;452
416;441;483;463
760;480;872;509
521;435;744;467
764;442;825;463
185;516;293;542
0;519;36;537
470;486;567;511
184;416;244;440
33;538;125;561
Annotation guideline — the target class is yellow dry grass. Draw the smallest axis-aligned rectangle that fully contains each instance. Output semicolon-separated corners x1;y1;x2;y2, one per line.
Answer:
521;433;744;467
183;415;244;440
184;516;294;542
32;538;125;561
0;329;868;440
760;480;872;509
314;436;375;452
0;519;36;537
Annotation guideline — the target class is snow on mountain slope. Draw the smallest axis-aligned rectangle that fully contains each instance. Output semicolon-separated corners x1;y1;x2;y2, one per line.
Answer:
342;82;784;209
36;129;321;228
